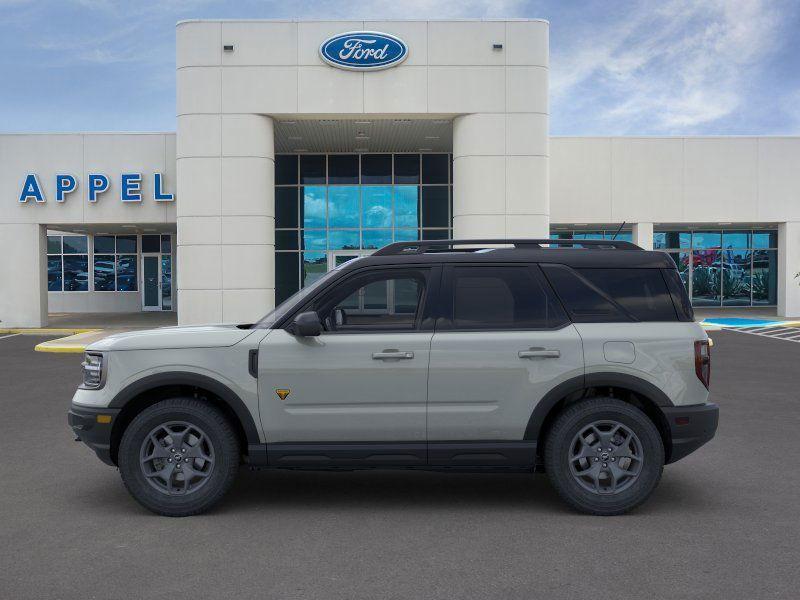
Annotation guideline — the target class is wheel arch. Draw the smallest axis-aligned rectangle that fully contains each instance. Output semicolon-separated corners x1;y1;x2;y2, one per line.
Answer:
526;373;674;463
108;372;260;465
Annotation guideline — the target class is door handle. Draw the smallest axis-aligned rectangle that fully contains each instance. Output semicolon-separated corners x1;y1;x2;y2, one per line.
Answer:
372;350;414;360
519;348;560;359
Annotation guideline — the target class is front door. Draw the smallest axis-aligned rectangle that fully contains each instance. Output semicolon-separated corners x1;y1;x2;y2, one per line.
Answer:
258;265;439;466
141;255;161;311
426;264;584;465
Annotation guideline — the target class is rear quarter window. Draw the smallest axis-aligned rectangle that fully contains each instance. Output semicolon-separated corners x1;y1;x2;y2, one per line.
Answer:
576;268;678;322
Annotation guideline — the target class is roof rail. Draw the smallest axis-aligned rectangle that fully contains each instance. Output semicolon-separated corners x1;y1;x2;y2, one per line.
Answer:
372;238;641;256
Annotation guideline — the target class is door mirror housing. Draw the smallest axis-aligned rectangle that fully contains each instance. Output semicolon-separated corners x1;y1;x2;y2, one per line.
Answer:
289;311;322;337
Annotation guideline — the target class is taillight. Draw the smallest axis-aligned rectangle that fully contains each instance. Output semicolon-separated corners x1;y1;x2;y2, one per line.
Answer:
694;340;711;389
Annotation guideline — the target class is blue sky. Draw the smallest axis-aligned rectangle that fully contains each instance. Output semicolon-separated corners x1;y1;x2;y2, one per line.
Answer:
1;0;798;135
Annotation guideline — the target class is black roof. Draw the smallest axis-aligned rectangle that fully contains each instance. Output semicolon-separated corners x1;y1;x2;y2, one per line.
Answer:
343;239;677;270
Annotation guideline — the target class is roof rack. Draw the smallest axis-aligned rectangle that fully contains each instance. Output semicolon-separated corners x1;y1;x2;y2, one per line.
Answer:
372;238;641;256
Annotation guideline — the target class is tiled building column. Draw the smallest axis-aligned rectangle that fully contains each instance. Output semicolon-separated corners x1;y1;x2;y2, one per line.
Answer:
177;114;275;324
452;113;549;239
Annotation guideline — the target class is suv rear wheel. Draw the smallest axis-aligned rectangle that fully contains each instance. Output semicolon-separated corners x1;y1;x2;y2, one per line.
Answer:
544;398;664;515
118;398;240;517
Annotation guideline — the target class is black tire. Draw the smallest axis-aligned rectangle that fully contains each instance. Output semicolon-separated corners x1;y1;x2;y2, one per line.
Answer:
544;397;664;516
118;398;240;517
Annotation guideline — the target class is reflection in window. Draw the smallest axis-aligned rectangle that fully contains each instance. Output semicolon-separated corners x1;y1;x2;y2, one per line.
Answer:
276;153;453;300
653;229;778;307
47;235;88;292
63;255;89;291
302;186;326;229
362;186;392;228
327;186;359;228
92;235;138;292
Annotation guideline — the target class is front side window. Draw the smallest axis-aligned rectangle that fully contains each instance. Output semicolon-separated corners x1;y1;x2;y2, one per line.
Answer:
446;266;568;330
313;270;429;332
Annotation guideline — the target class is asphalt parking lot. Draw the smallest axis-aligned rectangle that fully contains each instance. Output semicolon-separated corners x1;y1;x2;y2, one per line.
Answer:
1;330;798;599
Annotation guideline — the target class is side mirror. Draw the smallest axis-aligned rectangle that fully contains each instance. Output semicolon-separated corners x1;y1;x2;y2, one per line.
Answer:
290;311;322;337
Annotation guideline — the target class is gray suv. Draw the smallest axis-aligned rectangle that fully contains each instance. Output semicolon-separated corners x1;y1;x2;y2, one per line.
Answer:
68;239;718;517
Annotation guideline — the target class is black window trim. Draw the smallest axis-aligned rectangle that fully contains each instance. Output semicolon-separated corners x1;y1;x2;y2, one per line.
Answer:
285;263;442;335
435;262;572;333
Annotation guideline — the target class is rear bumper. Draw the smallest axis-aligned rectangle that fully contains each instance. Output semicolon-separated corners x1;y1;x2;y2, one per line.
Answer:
68;404;121;466
663;403;719;464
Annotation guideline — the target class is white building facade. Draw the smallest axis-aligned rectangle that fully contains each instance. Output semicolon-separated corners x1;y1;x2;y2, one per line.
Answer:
1;19;799;327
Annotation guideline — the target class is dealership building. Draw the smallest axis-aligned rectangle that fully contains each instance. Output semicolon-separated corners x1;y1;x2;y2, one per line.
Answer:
1;18;799;328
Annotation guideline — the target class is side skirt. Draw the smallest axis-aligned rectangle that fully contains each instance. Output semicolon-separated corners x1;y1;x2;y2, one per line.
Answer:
247;441;538;472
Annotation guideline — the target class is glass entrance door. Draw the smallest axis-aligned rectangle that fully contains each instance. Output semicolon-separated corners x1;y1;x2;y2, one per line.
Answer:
142;255;161;311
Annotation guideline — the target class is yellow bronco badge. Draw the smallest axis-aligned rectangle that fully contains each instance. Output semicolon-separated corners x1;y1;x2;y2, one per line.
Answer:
276;389;291;401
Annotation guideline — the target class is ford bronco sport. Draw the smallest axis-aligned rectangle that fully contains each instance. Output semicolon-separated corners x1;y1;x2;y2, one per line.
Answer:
68;239;718;516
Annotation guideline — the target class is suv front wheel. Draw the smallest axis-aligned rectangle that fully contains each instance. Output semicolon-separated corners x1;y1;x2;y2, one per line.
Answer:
544;398;665;515
118;398;240;517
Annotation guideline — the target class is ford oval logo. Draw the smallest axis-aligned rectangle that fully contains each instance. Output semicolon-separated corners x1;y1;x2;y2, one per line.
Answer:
319;31;408;71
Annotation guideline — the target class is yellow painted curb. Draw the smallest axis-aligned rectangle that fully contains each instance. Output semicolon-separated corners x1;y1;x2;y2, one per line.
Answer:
34;343;87;353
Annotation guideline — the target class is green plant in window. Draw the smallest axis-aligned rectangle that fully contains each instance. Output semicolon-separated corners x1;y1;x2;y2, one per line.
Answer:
754;271;772;299
692;267;719;297
722;269;749;298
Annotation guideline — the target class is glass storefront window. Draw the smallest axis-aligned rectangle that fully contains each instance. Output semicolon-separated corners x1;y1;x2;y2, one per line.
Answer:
93;255;115;291
276;153;453;301
394;154;420;184
328;186;359;228
394;186;419;228
328;230;359;250
691;250;721;306
302;186;326;228
328;155;358;184
653;228;778;307
300;155;325;184
47;256;62;291
752;230;778;249
363;229;393;249
361;154;391;184
275;155;298;185
63;255;89;291
275;187;299;228
302;252;327;287
722;231;750;249
753;249;778;305
47;235;88;292
362;186;392;228
722;249;751;306
691;231;721;249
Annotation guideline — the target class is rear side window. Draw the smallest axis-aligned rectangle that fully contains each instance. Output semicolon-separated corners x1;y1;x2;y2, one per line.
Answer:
576;268;677;321
662;268;694;321
445;266;568;330
541;264;629;323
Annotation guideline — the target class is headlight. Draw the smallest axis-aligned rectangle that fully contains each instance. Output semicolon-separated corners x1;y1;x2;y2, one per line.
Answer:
81;352;104;389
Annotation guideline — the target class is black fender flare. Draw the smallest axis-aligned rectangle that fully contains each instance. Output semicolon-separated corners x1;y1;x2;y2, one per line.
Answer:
108;371;261;445
523;372;673;441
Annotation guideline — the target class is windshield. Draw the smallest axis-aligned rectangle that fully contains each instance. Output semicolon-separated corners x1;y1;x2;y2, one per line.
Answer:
252;259;359;328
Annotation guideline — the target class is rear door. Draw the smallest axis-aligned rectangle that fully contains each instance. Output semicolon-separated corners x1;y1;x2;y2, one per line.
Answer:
426;264;584;464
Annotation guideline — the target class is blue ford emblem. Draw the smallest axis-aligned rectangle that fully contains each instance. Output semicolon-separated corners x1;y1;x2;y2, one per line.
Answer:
319;31;408;71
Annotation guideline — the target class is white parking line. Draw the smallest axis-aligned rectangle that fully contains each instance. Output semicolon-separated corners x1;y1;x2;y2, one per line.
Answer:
0;333;21;341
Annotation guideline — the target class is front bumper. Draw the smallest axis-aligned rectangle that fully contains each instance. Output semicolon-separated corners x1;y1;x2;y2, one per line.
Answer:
663;402;719;464
68;404;121;466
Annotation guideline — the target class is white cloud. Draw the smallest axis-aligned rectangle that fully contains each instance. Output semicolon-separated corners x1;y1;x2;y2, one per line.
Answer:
551;0;791;133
